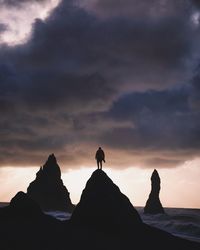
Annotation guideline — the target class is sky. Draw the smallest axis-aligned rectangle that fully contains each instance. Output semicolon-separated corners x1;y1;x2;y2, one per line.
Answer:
0;0;200;208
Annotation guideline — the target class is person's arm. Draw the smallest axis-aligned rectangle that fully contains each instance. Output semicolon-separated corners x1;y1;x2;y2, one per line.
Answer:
103;151;105;162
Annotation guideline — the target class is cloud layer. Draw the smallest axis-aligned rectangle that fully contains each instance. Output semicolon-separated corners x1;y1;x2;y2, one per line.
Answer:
0;0;200;168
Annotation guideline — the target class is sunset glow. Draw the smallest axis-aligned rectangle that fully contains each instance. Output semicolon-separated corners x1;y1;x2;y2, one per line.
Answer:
1;158;199;208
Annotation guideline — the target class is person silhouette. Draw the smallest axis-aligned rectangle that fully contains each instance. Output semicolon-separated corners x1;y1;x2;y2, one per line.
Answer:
95;147;105;169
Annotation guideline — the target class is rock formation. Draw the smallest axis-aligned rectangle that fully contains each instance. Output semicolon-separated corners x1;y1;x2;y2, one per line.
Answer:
0;170;199;250
144;169;165;214
9;191;42;217
27;154;74;212
69;169;199;250
71;169;142;231
0;191;63;250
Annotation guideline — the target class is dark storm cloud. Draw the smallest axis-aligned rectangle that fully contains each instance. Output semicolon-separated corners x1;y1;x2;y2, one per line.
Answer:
2;0;195;98
0;23;7;32
1;0;194;114
99;86;200;167
189;63;200;110
84;0;192;18
192;0;200;9
0;0;200;168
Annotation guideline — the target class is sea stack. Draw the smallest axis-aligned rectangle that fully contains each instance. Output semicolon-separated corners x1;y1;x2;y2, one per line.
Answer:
27;154;75;212
144;169;164;214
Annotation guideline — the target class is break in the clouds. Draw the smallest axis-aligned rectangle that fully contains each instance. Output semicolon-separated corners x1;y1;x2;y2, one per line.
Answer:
0;0;48;7
0;0;200;168
0;0;60;44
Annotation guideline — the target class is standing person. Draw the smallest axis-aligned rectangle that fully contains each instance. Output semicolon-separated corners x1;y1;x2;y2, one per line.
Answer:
95;147;105;169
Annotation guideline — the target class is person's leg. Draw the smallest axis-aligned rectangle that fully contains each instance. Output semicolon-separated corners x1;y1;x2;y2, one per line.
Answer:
97;160;99;169
100;160;102;169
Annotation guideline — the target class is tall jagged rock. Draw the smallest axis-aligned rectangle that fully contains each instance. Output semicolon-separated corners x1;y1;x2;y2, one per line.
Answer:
144;169;164;214
27;154;74;212
71;169;142;231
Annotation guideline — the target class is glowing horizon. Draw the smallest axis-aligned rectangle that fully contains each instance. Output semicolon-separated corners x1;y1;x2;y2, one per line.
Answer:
0;159;200;209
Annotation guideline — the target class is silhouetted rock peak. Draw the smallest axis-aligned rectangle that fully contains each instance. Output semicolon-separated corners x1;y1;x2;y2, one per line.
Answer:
47;153;57;163
27;154;75;212
71;169;142;231
151;169;160;183
10;191;42;216
40;153;61;179
45;154;58;166
144;169;164;214
83;169;118;190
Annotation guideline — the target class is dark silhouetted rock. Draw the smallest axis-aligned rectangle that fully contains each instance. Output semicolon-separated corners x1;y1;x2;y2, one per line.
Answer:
71;169;142;231
0;192;64;250
69;169;199;250
9;191;42;217
27;154;75;212
144;169;165;214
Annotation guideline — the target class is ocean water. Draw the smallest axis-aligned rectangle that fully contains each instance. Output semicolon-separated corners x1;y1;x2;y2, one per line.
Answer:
1;203;199;243
45;207;200;243
136;207;200;243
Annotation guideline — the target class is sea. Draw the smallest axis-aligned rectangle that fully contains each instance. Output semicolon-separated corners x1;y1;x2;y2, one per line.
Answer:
1;203;199;243
45;207;200;243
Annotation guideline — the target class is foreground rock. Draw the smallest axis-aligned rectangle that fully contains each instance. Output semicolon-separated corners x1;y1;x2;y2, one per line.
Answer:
144;169;165;214
27;154;75;212
9;191;42;216
0;192;63;250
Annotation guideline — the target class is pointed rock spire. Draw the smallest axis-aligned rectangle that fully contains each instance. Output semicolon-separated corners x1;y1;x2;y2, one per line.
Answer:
71;169;142;231
144;169;165;214
27;154;75;212
41;153;61;179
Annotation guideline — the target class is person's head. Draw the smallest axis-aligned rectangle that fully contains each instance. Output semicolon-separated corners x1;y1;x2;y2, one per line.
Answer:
99;147;101;150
